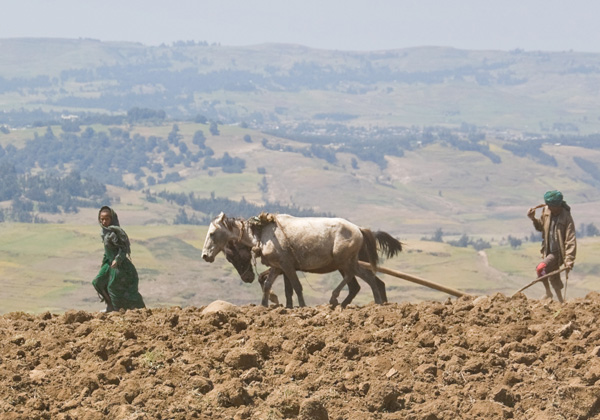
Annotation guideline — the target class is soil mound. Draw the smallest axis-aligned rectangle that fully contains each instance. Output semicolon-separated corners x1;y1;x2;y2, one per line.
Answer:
2;293;600;419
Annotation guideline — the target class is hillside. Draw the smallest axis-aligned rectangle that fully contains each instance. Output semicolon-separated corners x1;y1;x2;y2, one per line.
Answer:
2;121;600;234
1;39;600;314
2;39;600;132
3;295;600;419
1;118;600;313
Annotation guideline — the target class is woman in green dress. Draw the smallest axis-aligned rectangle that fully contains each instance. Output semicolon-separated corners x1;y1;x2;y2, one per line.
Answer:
92;206;146;311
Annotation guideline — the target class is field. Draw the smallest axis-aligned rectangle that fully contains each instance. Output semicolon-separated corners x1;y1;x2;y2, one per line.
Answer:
1;222;599;315
3;295;600;419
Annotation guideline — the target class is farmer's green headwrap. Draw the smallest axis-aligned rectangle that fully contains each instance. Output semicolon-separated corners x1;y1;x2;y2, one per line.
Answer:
544;190;564;207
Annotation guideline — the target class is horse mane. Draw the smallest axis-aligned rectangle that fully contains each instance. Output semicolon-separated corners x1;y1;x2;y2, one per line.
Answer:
223;215;244;232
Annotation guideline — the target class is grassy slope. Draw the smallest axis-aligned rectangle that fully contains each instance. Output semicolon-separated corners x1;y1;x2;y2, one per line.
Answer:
0;223;265;314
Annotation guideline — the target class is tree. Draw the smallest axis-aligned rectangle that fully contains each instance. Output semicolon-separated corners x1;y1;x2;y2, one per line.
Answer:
192;130;206;148
587;223;600;237
259;176;268;193
209;121;220;136
0;163;19;201
194;114;208;124
448;234;469;248
168;124;182;145
507;235;522;249
127;107;166;123
44;126;56;141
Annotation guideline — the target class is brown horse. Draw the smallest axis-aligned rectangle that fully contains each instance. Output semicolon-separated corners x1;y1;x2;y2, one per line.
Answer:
204;213;401;307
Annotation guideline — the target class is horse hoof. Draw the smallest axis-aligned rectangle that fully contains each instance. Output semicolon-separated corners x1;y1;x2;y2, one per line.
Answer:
329;298;339;306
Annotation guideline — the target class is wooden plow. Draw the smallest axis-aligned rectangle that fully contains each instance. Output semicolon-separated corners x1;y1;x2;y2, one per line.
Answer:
359;261;471;298
511;267;569;297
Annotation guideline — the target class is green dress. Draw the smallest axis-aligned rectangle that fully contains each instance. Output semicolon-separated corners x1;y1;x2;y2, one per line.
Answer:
92;208;145;310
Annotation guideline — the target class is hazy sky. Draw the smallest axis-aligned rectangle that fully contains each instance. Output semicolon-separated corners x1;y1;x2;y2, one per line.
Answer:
2;0;599;52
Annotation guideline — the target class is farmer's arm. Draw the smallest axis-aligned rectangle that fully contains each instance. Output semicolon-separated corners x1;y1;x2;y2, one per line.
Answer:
527;208;543;232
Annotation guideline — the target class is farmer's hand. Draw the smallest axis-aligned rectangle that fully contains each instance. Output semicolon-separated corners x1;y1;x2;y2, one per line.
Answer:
536;262;547;277
527;208;536;220
111;260;118;269
565;261;574;272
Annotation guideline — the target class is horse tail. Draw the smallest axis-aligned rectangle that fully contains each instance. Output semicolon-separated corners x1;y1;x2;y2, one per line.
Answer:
373;231;403;258
360;228;379;272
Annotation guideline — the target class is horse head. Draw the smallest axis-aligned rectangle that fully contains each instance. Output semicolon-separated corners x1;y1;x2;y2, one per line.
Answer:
223;241;255;283
202;212;231;263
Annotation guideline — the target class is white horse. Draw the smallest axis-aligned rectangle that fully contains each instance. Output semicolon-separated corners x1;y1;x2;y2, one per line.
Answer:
202;212;401;307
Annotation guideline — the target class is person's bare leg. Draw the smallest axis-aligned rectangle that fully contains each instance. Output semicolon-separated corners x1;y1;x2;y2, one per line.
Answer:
100;291;115;312
541;279;553;300
554;287;564;303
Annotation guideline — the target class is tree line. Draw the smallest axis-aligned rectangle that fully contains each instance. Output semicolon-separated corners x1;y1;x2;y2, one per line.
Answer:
263;123;500;169
0;164;108;222
152;191;332;225
0;123;241;189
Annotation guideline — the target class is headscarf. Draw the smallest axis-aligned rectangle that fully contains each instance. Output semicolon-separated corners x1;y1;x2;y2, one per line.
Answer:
543;190;563;206
99;206;132;256
543;190;570;211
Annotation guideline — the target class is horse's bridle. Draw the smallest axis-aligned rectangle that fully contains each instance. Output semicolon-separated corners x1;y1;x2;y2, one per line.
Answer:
218;218;256;280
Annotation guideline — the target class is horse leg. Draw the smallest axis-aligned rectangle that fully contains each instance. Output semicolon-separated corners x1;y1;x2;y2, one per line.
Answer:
259;269;280;305
340;276;361;308
261;268;282;307
376;276;387;303
329;269;359;308
329;277;347;306
356;265;384;304
283;274;295;309
282;267;306;307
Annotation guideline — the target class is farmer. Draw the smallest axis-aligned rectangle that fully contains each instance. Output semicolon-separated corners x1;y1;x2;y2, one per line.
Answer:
527;190;576;302
92;206;146;311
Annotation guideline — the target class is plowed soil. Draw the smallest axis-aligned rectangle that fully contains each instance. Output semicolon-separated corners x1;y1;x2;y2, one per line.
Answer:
2;293;600;420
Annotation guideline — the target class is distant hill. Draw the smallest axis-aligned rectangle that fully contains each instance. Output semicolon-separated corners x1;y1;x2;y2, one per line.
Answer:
2;38;600;132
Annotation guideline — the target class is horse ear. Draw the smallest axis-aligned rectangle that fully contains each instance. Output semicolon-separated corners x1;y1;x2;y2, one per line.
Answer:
217;212;226;223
